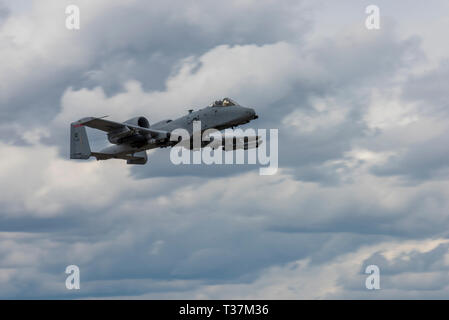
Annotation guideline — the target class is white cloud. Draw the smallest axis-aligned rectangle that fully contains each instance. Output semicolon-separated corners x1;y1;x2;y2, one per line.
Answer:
105;238;449;299
0;139;134;217
54;41;325;126
1;0;449;299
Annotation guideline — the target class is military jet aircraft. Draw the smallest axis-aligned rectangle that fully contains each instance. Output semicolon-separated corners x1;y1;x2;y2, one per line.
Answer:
70;98;260;165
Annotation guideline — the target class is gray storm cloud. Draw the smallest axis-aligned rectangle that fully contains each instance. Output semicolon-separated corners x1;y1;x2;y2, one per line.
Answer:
0;0;449;298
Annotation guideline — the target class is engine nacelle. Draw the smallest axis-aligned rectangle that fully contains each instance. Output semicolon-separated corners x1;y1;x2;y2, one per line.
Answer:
107;126;132;144
124;116;150;128
108;116;150;145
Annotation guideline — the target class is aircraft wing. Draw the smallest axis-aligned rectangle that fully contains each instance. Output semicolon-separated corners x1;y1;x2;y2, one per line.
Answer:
74;117;123;132
74;117;170;138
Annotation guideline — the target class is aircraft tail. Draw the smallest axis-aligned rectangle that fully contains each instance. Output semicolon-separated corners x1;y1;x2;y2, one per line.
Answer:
70;123;91;159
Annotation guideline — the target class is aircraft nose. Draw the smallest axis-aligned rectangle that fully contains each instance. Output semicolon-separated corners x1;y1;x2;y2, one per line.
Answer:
245;108;258;120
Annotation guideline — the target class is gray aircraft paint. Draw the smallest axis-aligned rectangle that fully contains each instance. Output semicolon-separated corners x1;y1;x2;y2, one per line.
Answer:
70;98;258;165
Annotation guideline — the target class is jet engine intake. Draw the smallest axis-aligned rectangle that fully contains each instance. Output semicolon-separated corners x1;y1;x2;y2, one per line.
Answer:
124;116;150;128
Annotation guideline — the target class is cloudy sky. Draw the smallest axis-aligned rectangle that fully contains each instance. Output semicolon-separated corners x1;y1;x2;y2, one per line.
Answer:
1;0;449;299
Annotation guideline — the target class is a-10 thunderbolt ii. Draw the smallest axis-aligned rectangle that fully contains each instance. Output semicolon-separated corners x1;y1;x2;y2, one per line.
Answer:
70;98;260;165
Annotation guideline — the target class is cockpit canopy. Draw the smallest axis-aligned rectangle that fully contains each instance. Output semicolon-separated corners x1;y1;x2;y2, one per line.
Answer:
210;97;238;107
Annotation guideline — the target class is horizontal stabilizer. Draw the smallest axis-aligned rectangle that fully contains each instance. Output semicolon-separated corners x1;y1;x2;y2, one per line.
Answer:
91;151;147;165
91;152;112;161
126;151;147;165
